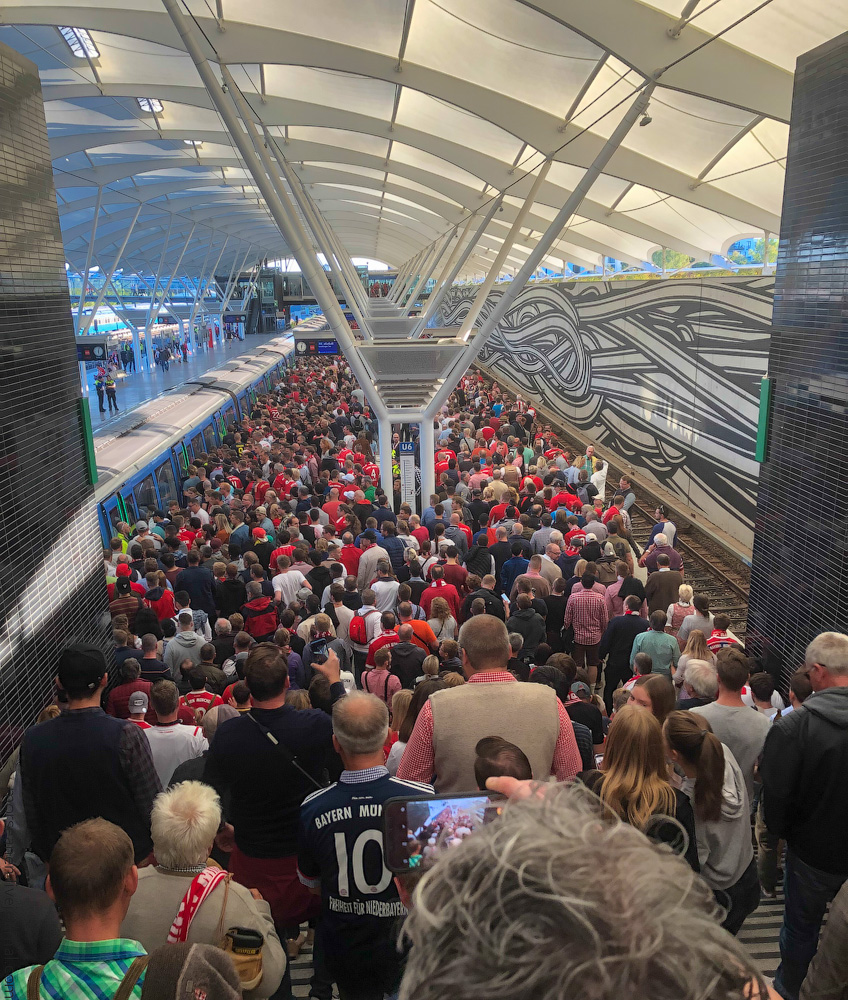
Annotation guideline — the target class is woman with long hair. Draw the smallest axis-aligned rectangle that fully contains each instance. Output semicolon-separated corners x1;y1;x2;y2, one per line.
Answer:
355;436;374;462
427;596;458;641
214;512;231;543
384;689;413;770
630;674;676;726
664;711;758;934
674;628;715;692
582;705;699;871
387;678;447;776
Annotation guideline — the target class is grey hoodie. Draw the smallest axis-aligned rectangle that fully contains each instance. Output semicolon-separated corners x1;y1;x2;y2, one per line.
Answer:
164;630;204;678
681;744;753;890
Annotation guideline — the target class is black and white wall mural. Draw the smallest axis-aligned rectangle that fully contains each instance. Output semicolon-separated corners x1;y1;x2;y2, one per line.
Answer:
441;277;774;551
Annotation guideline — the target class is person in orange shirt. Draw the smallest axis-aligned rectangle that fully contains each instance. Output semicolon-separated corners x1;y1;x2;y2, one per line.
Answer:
395;602;438;654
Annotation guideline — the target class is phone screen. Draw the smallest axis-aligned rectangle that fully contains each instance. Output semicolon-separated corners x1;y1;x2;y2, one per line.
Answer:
311;639;329;664
383;793;504;873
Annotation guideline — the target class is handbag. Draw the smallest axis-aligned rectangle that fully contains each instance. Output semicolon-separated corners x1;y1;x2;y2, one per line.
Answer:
168;867;265;991
215;877;264;991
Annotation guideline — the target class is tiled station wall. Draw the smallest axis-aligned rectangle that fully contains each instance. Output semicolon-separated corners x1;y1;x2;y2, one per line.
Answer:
442;276;774;551
0;41;108;772
747;31;848;682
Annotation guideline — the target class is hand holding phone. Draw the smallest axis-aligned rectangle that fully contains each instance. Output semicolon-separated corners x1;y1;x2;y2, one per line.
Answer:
383;792;504;873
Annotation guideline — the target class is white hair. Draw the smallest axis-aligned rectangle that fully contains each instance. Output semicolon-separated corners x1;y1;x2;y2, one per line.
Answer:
684;659;718;699
549;530;563;545
654;533;668;546
806;631;848;677
151;781;222;868
215;618;232;634
400;784;761;1000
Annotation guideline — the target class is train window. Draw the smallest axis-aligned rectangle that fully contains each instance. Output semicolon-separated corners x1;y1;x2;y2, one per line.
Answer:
190;432;203;457
155;460;178;506
134;475;158;515
108;505;122;530
123;493;138;524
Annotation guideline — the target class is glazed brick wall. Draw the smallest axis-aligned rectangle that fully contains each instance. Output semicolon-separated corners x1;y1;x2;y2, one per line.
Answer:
0;41;109;772
747;31;848;683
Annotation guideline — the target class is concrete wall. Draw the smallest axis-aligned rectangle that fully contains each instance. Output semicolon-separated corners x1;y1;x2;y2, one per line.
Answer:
441;276;774;550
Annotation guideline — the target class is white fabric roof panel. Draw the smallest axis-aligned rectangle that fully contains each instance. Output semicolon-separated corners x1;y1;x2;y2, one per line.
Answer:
0;0;844;277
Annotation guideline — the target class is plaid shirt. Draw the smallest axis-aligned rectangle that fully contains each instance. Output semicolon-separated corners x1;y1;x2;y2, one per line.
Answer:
3;938;147;1000
563;588;609;645
396;671;582;784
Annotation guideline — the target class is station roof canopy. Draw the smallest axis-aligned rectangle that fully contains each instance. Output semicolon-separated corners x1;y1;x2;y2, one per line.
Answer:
1;0;845;277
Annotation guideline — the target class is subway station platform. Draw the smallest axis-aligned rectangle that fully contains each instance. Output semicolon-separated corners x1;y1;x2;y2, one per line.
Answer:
84;333;283;429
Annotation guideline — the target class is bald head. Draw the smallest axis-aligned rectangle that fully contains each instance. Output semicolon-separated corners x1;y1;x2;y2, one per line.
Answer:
332;691;389;756
398;624;413;642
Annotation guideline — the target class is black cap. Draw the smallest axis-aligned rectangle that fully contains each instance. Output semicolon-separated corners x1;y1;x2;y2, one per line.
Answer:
57;643;107;696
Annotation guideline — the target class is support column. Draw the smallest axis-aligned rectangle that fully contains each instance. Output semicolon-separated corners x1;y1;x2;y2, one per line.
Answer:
76;186;103;333
378;416;394;503
402;233;451;313
78;204;142;335
401;240;443;309
411;197;503;338
418;417;435;517
423;82;656;420
459;159;551;339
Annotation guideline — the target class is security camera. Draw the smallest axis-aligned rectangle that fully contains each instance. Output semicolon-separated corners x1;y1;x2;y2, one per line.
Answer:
639;113;652;127
498;205;504;212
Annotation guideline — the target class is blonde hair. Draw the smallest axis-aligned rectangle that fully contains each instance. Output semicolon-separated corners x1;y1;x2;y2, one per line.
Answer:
422;655;440;677
151;781;222;868
37;704;61;723
574;559;588;578
678;584;693;603
429;597;452;622
442;672;466;687
285;689;312;710
390;689;413;733
598;706;676;830
682;629;710;660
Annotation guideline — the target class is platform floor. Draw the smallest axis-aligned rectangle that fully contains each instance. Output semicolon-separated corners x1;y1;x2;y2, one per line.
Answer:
83;333;283;430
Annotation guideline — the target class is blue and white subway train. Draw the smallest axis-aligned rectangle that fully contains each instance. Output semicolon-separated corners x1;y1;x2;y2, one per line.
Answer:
91;336;295;542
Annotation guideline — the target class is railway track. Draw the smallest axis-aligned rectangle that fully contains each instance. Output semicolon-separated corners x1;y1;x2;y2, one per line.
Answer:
472;367;750;640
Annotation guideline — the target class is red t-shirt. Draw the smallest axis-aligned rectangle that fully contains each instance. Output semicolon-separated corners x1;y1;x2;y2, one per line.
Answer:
366;631;399;667
488;503;509;525
602;505;620;525
436;449;456;463
363;463;380;485
323;500;343;521
128;718;152;730
412;526;431;548
480;426;495;442
434;461;450;477
182;690;224;719
339;544;362;577
522;475;543;492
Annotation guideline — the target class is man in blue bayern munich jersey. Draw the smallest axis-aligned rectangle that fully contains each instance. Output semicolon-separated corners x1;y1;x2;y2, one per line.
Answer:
298;692;433;1000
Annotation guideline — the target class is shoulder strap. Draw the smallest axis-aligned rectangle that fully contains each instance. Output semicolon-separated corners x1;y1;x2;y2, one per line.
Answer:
214;873;232;943
113;956;149;1000
26;966;43;1000
244;712;325;791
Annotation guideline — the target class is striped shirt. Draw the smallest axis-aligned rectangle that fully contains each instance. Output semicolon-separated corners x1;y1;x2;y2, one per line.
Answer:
4;938;147;1000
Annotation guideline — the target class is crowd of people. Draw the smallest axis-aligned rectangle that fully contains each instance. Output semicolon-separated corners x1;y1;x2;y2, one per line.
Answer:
1;354;846;1000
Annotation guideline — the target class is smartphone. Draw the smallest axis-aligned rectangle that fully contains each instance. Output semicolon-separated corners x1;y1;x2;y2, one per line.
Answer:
311;639;329;664
383;792;505;873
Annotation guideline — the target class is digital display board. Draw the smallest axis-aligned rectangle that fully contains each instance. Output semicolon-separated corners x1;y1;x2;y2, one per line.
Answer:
295;338;340;356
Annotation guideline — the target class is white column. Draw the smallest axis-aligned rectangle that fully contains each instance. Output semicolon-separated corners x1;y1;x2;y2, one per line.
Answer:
418;417;435;517
378;416;394;502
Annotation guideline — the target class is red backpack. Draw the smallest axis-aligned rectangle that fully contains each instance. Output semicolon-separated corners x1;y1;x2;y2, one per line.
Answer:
349;607;378;645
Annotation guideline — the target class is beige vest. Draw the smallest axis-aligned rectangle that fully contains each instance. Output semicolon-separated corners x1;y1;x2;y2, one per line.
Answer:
430;681;559;792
